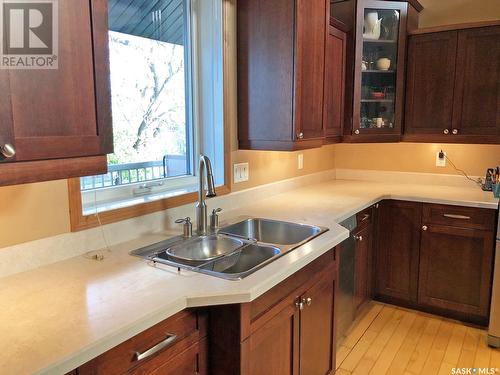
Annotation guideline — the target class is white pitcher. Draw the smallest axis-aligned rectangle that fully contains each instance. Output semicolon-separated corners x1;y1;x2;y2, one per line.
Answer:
363;11;382;40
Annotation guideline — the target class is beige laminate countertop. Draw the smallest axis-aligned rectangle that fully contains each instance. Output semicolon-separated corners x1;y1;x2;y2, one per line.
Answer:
1;179;497;375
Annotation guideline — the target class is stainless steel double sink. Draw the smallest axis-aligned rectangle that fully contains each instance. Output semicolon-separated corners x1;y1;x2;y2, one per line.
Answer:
131;218;328;280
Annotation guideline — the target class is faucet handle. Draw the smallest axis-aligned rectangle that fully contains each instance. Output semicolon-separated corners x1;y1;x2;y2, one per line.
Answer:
210;208;222;231
175;217;192;238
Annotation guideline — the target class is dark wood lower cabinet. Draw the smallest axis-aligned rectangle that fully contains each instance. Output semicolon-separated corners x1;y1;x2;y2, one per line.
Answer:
375;200;496;325
76;309;208;375
299;271;336;375
210;249;337;375
353;224;372;313
418;224;495;324
242;302;300;375
375;200;422;304
140;338;207;375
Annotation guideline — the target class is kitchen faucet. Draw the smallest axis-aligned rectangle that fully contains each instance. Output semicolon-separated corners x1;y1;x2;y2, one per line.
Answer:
196;154;216;235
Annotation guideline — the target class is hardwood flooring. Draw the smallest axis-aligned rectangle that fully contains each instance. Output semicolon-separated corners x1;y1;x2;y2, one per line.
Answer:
336;302;500;375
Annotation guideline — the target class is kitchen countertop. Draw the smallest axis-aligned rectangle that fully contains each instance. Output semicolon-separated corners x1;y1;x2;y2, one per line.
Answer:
1;179;497;375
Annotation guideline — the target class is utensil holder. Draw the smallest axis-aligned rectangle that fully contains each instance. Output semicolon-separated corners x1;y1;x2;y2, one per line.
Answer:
493;184;500;198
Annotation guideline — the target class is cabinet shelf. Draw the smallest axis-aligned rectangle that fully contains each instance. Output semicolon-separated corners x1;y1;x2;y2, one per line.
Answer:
362;70;396;74
361;99;394;103
363;39;397;44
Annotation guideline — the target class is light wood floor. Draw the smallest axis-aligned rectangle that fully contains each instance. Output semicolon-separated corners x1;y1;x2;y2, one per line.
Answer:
335;302;500;375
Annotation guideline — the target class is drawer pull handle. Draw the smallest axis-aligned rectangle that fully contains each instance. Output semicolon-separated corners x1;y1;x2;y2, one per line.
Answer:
443;214;471;220
134;333;178;362
361;214;370;222
295;299;305;310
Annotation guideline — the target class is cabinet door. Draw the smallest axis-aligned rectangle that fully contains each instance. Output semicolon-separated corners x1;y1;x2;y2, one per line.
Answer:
354;224;372;312
300;272;335;375
418;224;494;320
376;200;422;303
323;26;346;142
294;0;328;140
452;26;500;137
350;0;408;140
0;0;112;162
404;31;458;137
242;303;300;375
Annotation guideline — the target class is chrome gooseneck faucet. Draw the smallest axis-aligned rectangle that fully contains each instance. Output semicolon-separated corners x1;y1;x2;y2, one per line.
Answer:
196;154;216;235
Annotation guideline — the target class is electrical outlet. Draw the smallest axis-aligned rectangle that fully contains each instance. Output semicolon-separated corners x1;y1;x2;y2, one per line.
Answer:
436;151;446;167
298;154;304;170
233;162;249;183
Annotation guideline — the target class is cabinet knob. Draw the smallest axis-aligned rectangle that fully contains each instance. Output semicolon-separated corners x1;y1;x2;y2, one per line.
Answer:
354;235;363;241
452;129;459;135
305;297;312;306
354;129;360;135
297;132;304;140
0;143;15;159
443;129;450;135
422;225;428;231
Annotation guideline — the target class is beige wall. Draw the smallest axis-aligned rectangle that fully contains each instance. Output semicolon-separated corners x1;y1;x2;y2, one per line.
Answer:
334;143;500;176
1;0;499;249
0;180;70;248
231;146;335;192
418;0;500;28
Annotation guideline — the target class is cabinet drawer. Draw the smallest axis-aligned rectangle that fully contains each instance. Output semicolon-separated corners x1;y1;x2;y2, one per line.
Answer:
423;204;495;230
80;309;207;375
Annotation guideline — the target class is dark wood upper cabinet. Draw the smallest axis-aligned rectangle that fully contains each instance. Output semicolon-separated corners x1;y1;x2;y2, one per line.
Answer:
375;200;422;304
342;0;412;143
404;25;500;144
237;0;329;150
452;26;500;139
0;0;112;186
404;31;458;137
323;25;347;142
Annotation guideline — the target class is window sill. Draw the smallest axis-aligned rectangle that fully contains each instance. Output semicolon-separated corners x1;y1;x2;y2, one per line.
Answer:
68;178;230;232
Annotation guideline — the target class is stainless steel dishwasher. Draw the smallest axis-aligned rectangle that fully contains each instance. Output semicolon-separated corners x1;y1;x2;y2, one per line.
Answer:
337;215;357;343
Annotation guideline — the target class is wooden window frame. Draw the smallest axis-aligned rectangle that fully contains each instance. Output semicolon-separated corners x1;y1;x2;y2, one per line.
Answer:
69;122;230;230
68;158;231;231
68;0;234;232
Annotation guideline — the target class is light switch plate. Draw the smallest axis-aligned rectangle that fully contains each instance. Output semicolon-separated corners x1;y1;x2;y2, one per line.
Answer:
234;162;249;183
436;151;446;167
298;154;304;170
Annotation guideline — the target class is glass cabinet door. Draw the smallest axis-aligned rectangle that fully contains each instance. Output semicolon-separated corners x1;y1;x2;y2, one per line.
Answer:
353;0;408;137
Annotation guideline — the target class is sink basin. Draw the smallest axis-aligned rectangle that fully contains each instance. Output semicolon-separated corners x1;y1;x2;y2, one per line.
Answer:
165;235;243;265
219;218;323;245
131;217;328;280
200;244;280;277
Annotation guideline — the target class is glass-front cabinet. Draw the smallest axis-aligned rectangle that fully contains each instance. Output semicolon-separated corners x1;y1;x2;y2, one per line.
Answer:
352;0;408;140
